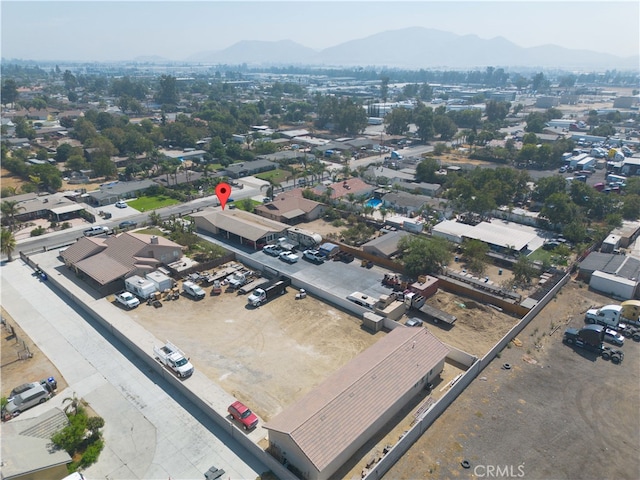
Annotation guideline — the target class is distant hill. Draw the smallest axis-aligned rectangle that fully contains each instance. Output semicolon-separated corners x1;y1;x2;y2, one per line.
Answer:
187;27;638;70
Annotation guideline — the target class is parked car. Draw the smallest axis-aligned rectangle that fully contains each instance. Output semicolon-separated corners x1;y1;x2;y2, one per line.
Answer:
115;200;127;208
405;317;424;327
303;249;325;264
3;383;50;416
83;225;110;237
279;251;299;263
228;400;259;430
119;220;138;229
604;328;625;346
262;244;282;256
559;166;567;173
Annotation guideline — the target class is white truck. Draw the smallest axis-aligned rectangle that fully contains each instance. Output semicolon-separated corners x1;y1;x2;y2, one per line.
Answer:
585;304;640;339
115;291;140;309
153;341;194;378
182;281;205;299
83;225;110;237
226;272;248;290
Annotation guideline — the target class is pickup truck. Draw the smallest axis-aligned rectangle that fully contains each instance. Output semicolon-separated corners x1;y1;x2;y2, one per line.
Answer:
115;291;140;309
153;341;194;378
279;251;299;263
303;249;325;264
83;225;110;237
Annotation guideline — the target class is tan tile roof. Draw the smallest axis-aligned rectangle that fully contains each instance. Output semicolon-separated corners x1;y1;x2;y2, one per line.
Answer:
61;237;107;264
67;233;182;285
255;194;322;217
264;328;449;472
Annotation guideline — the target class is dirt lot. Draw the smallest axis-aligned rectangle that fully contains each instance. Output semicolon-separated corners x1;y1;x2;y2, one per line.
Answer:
127;282;386;421
1;307;68;401
384;280;640;480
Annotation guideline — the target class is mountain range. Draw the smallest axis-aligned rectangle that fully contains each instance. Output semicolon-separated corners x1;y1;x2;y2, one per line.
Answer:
171;27;637;70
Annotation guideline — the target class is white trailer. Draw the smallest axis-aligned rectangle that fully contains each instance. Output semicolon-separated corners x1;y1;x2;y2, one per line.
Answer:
125;275;158;299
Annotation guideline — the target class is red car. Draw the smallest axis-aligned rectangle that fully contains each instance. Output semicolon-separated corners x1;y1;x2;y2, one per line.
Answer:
228;401;259;430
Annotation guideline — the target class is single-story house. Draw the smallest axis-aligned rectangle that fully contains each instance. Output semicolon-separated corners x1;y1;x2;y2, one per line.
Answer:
61;232;184;294
224;159;277;179
255;193;325;224
362;230;411;258
264;328;449;480
191;208;289;249
152;170;204;187
310;178;376;202
381;192;432;216
1;408;71;480
83;179;156;206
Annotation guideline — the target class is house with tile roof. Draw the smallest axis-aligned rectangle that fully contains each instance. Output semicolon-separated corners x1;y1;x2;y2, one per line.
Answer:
264;327;449;480
61;232;184;294
255;193;325;224
306;177;375;202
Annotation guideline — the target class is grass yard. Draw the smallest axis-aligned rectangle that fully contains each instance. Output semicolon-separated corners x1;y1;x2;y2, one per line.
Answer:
255;168;291;184
128;195;180;212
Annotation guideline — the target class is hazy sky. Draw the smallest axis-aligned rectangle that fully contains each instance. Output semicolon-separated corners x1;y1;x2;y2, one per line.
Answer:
2;1;639;62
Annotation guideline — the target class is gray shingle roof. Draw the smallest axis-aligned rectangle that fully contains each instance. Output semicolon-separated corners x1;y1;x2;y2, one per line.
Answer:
264;328;449;472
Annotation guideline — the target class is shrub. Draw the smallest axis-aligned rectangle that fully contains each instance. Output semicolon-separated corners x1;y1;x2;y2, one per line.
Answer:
80;438;104;467
30;226;46;236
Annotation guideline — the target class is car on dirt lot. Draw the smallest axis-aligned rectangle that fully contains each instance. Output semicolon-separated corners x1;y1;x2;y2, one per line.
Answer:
228;400;258;430
604;328;624;346
405;317;423;327
262;244;281;256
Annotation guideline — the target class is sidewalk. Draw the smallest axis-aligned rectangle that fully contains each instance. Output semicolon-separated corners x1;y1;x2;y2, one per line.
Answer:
1;254;268;479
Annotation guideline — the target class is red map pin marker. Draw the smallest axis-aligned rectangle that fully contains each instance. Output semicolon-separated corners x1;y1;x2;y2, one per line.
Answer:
215;182;231;209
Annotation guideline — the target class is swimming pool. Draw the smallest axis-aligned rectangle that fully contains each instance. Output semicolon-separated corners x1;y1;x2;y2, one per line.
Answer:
365;198;382;208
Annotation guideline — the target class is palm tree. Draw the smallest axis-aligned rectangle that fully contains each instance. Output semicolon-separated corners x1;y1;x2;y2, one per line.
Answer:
1;200;25;231
62;392;82;416
261;179;280;201
1;228;17;262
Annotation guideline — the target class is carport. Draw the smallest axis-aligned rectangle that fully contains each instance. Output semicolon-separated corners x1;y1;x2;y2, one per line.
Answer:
49;203;85;222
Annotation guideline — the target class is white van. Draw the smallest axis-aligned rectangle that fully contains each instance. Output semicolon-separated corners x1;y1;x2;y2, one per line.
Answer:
4;383;50;416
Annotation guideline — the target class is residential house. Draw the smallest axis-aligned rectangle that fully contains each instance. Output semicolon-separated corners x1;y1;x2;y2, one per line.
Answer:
362;230;411;258
224;159;277;179
61;232;184;294
191;208;289;249
255;193;325;224
381;191;432;216
84;179;156;206
1;408;71;480
264;328;449;480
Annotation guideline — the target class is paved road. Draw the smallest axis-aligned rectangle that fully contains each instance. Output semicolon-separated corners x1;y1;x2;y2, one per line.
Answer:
1;257;268;480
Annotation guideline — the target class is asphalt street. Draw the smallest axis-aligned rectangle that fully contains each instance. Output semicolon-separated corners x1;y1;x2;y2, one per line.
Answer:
1;257;268;479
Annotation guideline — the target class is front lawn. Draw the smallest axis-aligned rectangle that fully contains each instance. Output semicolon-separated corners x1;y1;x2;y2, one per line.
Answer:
255;169;291;184
127;195;180;212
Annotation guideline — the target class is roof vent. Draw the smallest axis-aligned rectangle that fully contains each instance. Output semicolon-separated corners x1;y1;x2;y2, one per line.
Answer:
150;235;159;244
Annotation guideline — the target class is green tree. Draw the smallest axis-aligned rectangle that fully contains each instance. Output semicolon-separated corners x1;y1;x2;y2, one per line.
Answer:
415;157;441;183
384;108;411;136
156;75;179;106
380;76;390;103
397;235;452;278
1;228;17;262
1;200;25;230
413;102;435;143
462;239;489;274
513;255;537;285
540;192;576;227
485;100;510;123
1;79;19;106
434;115;458;140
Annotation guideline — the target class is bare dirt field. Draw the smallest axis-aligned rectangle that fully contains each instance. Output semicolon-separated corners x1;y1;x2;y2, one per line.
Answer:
1;307;68;400
384;280;640;480
126;284;386;421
